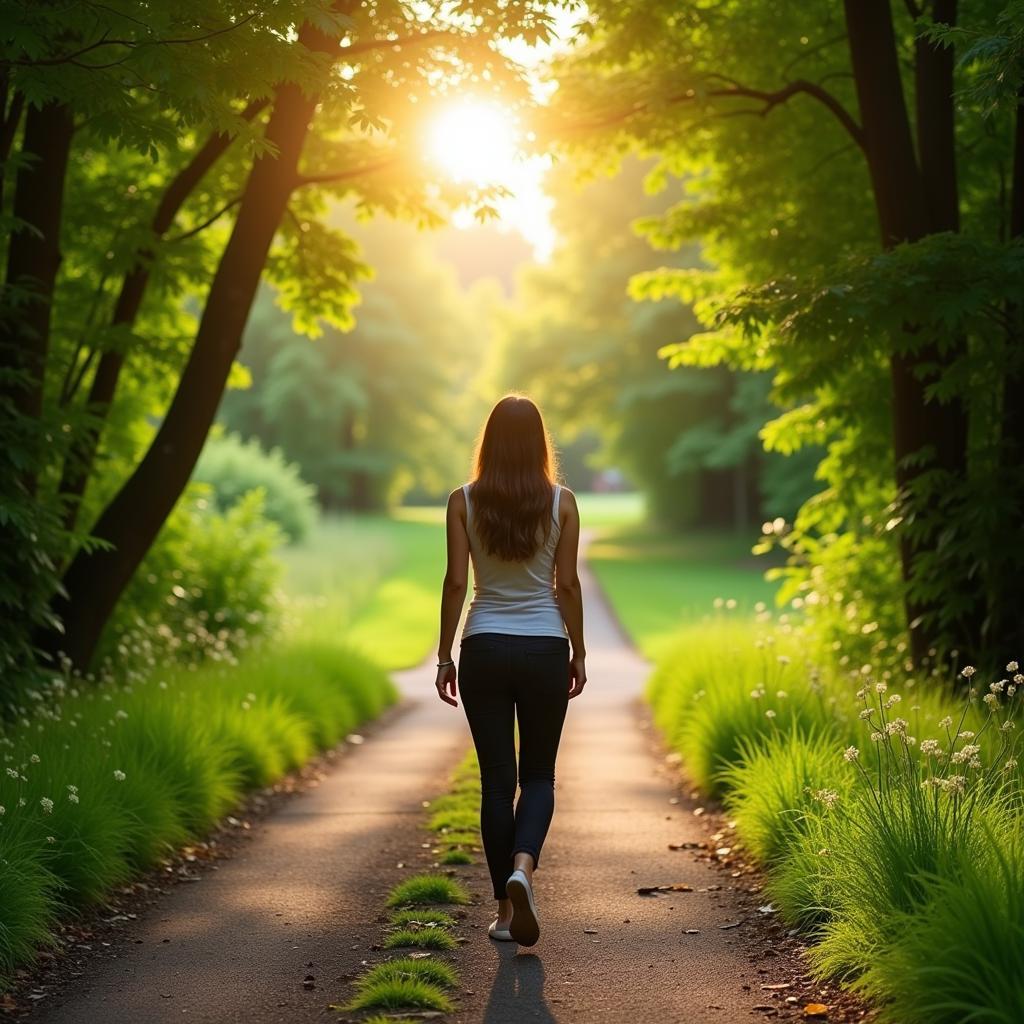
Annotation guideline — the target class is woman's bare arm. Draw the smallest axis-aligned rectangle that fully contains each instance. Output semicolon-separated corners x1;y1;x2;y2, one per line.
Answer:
554;487;587;698
435;487;469;706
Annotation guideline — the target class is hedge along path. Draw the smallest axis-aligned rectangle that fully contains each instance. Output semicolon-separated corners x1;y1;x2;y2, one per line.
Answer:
32;528;791;1024
28;648;470;1023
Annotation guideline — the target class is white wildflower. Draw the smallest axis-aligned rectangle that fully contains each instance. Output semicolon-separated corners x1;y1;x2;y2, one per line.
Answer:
843;746;859;762
68;793;79;804
112;770;126;782
960;731;976;740
859;708;873;720
45;835;56;844
29;754;39;764
1001;720;1015;732
813;788;840;808
1007;661;1019;673
5;768;18;779
875;681;888;693
884;694;902;709
919;739;942;756
39;797;54;814
951;743;981;764
870;731;884;743
961;665;977;678
114;709;128;720
983;693;999;707
942;775;967;794
1005;759;1019;771
765;709;777;719
939;716;954;729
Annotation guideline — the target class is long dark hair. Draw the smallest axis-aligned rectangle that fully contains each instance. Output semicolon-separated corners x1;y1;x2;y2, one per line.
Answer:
468;394;559;561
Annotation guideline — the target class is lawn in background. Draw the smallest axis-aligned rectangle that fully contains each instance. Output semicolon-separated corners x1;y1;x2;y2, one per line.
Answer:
578;493;779;662
280;509;446;671
281;492;778;669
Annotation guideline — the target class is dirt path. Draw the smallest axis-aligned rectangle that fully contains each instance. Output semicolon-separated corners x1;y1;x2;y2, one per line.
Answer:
30;530;794;1024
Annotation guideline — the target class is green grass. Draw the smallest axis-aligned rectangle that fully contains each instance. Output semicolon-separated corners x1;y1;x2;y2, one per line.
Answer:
645;616;1024;1024
587;523;780;662
439;849;472;864
0;640;397;984
385;873;469;908
388;908;458;929
344;977;453;1012
279;512;445;670
355;957;458;991
382;928;459;951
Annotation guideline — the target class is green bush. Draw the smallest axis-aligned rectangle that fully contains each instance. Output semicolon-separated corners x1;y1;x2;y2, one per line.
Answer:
96;487;282;673
0;640;397;984
193;432;317;542
646;620;848;795
722;725;852;865
849;822;1024;1024
647;620;1024;1022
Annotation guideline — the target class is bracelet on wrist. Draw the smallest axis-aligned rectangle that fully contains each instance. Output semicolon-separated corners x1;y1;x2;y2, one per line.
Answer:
437;658;454;668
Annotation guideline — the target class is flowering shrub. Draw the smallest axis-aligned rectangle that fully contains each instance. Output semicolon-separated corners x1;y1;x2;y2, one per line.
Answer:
94;487;283;675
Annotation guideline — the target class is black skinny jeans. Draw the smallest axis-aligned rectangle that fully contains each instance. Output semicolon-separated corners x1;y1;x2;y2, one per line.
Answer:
457;631;570;900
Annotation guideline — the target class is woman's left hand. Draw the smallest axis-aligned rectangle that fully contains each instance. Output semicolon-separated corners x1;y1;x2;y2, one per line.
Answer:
435;663;458;707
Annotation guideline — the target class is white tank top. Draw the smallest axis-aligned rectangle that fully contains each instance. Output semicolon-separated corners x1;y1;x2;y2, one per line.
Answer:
461;482;568;639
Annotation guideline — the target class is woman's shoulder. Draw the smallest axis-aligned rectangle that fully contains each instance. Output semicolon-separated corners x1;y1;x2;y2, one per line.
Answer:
556;484;579;521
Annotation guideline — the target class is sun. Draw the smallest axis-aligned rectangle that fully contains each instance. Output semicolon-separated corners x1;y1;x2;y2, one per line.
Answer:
428;101;521;186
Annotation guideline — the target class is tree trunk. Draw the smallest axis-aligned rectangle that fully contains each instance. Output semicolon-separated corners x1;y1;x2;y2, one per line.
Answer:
57;98;268;533
844;0;968;663
996;90;1024;657
0;99;74;492
48;29;339;671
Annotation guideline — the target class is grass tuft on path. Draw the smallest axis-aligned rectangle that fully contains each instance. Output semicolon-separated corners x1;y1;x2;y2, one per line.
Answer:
383;928;459;951
386;873;469;908
356;957;458;990
344;977;453;1012
388;908;458;929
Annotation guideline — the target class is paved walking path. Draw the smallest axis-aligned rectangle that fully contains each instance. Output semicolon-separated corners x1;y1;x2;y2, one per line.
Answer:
31;530;766;1024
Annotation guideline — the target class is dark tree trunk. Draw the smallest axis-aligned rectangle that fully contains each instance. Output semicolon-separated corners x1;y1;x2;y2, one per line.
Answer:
915;0;960;234
996;90;1024;657
0;100;74;492
57;98;268;533
0;74;26;212
47;29;339;671
844;0;968;663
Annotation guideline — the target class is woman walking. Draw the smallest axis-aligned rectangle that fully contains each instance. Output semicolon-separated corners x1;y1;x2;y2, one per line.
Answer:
434;394;587;947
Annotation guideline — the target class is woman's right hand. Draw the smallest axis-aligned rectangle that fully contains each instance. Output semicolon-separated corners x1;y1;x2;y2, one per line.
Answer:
568;652;587;699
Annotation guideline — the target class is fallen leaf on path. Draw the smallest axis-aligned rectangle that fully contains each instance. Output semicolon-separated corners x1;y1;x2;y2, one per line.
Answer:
637;883;694;895
758;903;777;914
668;842;700;850
719;919;744;929
761;982;791;990
583;929;598;934
803;1004;829;1018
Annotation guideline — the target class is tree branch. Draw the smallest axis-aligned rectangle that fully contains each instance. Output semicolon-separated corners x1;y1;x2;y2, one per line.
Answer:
163;196;243;244
576;75;865;153
293;155;398;188
5;12;263;68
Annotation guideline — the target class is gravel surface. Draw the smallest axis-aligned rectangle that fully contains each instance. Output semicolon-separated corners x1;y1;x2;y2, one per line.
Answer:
18;530;870;1024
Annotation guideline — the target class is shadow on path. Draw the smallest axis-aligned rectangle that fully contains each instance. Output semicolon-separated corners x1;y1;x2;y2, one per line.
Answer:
484;948;555;1024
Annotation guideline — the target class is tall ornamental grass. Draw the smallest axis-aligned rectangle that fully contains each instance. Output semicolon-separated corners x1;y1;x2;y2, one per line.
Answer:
0;640;396;985
648;619;1023;1024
